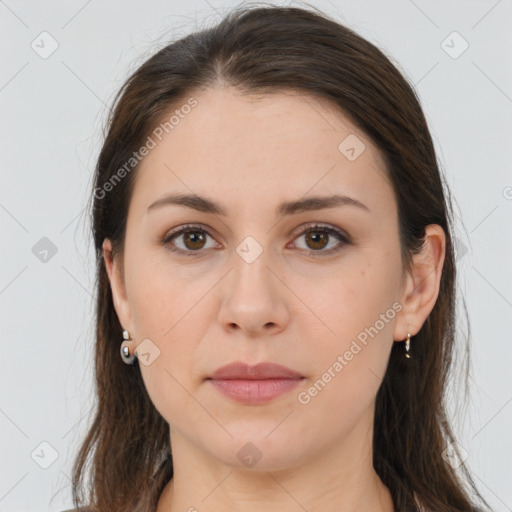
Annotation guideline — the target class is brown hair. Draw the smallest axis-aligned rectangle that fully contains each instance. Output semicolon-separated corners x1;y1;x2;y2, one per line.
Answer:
71;4;491;511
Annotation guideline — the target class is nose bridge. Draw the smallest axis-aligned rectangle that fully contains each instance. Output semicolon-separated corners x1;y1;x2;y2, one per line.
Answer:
231;235;278;304
218;235;288;334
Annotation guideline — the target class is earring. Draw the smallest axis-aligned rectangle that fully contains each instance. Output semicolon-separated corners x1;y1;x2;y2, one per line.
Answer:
120;329;136;365
404;332;411;359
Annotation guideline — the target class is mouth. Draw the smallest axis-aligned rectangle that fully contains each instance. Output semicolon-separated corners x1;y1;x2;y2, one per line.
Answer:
206;362;305;405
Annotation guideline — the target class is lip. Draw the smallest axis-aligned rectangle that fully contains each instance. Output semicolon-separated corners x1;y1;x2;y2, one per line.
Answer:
207;362;304;405
208;362;303;380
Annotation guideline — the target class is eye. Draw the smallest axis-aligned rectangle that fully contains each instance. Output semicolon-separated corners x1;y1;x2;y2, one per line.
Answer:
163;224;219;256
163;223;350;257
289;224;349;255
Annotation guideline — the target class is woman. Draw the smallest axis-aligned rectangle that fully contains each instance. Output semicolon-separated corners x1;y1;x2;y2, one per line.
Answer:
66;4;491;512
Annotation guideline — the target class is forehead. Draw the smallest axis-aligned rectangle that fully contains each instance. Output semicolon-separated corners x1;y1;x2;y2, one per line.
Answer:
130;86;392;216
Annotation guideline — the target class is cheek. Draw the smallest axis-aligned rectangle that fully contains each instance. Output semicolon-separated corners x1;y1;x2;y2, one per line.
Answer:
139;359;209;437
295;285;398;439
302;253;401;402
126;253;214;424
315;254;400;342
126;248;203;336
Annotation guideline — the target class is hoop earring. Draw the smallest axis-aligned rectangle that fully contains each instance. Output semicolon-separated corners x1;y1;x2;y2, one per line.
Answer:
120;329;136;365
404;332;411;359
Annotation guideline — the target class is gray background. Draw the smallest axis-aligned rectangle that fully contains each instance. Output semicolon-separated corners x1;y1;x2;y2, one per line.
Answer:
0;0;511;510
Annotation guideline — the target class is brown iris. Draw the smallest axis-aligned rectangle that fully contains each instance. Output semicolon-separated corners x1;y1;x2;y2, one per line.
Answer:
183;231;206;250
305;231;329;250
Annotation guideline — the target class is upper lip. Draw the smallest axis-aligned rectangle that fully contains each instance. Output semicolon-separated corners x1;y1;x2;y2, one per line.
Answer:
208;362;303;380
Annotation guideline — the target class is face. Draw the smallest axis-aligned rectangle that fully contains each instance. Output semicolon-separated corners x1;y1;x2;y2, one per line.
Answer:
106;86;415;471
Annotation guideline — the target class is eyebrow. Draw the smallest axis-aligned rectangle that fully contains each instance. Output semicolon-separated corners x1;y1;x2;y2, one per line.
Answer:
147;192;370;216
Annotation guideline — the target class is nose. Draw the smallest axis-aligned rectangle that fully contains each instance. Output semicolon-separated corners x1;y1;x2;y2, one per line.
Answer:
217;248;290;338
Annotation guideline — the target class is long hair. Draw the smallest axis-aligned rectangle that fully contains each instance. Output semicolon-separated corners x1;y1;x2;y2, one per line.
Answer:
71;4;490;511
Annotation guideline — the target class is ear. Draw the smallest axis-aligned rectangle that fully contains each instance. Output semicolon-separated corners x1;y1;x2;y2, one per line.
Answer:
103;239;133;332
393;224;446;342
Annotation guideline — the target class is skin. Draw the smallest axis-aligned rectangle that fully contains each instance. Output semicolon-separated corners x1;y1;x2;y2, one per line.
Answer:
103;86;445;512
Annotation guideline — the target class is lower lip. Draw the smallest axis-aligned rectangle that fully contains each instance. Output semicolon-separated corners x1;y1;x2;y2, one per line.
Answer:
208;378;303;404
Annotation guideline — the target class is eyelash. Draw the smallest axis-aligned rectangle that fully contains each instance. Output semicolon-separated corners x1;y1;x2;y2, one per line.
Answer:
162;223;350;257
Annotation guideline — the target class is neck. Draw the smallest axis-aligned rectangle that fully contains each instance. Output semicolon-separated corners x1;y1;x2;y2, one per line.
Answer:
156;423;394;512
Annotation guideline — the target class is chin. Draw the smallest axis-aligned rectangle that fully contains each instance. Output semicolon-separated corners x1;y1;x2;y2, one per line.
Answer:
199;425;312;472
